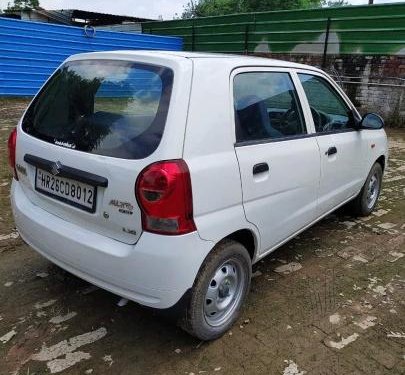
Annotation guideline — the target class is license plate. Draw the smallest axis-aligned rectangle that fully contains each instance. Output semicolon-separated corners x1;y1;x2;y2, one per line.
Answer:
35;168;97;213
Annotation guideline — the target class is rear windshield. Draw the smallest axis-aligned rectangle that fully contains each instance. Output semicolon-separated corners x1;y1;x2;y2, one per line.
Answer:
22;59;174;159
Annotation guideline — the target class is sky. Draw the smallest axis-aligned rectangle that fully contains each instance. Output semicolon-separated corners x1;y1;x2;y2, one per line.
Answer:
0;0;402;20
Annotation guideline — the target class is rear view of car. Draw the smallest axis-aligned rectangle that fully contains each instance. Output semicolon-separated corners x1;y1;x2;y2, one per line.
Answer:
9;52;214;320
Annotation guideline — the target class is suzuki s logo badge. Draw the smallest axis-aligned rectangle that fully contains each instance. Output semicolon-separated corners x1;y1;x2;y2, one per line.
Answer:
51;161;62;176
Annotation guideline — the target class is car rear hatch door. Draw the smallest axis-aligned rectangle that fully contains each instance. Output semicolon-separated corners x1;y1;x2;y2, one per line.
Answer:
15;54;192;245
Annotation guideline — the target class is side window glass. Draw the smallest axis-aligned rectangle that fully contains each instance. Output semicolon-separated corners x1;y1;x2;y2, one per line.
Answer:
298;73;354;133
234;72;306;143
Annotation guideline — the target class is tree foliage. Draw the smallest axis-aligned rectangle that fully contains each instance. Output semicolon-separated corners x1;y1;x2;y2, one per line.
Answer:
6;0;40;11
244;0;322;13
182;0;348;18
321;0;348;6
182;0;242;19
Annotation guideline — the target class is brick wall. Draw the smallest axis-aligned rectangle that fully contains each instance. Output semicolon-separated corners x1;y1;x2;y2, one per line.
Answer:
253;53;405;127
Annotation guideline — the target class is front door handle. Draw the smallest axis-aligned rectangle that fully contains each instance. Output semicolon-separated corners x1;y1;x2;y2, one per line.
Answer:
253;162;269;175
326;146;337;156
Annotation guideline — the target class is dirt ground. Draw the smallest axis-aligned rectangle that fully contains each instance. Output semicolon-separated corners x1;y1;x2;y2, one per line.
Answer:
0;99;404;375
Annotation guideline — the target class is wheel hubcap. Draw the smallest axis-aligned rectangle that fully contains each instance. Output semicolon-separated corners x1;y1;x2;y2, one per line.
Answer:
204;260;245;327
366;173;379;209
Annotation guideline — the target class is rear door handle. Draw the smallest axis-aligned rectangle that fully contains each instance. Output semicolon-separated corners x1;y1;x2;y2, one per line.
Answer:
326;146;337;156
253;163;269;175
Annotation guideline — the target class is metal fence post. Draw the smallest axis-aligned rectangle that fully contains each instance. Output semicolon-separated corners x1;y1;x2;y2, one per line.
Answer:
191;24;195;51
322;17;331;69
244;24;249;55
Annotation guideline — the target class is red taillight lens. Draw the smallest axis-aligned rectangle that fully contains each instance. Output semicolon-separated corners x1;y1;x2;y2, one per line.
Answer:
135;160;196;235
7;128;18;180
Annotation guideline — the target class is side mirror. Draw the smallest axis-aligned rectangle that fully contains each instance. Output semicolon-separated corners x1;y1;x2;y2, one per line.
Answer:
360;113;384;130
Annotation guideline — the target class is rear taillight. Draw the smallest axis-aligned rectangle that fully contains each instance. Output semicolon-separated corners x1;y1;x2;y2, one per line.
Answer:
7;128;18;180
135;160;196;235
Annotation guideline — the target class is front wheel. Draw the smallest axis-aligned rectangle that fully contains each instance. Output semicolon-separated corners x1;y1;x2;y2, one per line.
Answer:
181;240;251;340
350;162;383;216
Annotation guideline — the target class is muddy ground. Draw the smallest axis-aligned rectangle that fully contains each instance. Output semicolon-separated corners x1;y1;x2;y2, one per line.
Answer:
0;99;404;375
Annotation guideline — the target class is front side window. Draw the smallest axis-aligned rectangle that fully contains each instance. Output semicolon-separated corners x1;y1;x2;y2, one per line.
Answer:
298;73;354;133
234;72;306;143
22;60;174;159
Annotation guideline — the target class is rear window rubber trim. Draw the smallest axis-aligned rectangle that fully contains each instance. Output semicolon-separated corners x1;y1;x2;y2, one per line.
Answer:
24;154;108;188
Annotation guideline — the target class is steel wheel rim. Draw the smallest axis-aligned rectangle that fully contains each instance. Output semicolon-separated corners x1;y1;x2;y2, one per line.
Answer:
204;259;245;327
366;173;379;209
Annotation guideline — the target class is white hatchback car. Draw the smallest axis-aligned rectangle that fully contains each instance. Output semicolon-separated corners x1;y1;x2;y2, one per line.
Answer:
9;51;387;340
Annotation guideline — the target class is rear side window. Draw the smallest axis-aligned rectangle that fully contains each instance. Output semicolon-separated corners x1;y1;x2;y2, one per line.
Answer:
22;60;174;159
234;72;306;143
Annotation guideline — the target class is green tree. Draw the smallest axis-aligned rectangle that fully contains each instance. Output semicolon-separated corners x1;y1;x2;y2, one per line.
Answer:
322;0;348;6
182;0;325;18
182;0;350;18
6;0;39;11
182;0;244;18
244;0;322;13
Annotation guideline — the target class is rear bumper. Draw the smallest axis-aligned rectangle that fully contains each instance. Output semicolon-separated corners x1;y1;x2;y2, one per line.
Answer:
11;181;214;309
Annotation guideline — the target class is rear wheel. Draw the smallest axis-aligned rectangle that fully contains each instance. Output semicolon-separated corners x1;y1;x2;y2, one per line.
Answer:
181;240;251;340
350;162;383;216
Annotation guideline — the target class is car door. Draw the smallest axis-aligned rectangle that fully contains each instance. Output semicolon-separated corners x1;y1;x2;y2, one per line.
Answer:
233;68;320;254
296;72;365;216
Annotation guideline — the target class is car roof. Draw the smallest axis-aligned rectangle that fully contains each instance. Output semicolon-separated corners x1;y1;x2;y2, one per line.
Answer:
68;50;323;73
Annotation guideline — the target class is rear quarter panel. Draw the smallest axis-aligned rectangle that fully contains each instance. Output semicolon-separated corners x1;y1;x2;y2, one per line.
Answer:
183;59;260;255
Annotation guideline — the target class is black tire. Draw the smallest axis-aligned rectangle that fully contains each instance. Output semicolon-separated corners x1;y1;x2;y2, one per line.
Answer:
180;239;251;340
350;162;383;217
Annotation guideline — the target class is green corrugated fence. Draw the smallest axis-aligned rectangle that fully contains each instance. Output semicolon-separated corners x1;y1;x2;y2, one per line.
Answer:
142;3;405;56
